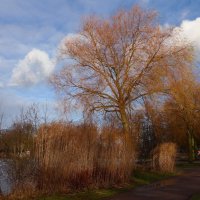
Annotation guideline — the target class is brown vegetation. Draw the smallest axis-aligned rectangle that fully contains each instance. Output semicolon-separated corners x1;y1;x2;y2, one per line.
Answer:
35;122;136;192
2;5;200;200
152;143;177;173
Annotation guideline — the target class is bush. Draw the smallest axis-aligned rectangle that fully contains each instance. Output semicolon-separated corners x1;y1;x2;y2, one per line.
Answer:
152;142;177;172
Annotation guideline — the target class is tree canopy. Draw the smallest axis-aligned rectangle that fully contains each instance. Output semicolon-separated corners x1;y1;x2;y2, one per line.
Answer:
51;6;193;136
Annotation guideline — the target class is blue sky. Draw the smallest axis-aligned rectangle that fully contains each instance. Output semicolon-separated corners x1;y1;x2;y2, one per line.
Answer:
0;0;200;127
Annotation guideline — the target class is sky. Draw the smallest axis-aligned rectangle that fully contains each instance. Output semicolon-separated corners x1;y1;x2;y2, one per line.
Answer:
0;0;200;127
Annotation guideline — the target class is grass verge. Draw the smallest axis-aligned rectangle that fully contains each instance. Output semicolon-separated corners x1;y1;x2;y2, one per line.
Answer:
176;162;200;169
191;194;200;200
35;170;175;200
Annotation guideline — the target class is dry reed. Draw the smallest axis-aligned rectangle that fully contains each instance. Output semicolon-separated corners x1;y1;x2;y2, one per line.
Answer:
35;122;97;191
94;126;135;186
35;122;136;192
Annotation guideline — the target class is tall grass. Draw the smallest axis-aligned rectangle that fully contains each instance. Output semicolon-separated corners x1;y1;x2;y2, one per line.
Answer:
35;122;136;193
94;126;136;187
35;122;97;191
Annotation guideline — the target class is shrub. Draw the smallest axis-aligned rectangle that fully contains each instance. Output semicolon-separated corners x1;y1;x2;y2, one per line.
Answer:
152;142;177;172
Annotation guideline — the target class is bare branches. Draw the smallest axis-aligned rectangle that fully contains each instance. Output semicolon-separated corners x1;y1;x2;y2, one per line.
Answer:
51;5;193;133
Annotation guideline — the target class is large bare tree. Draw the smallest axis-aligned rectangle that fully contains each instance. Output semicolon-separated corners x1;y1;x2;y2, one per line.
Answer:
51;6;192;137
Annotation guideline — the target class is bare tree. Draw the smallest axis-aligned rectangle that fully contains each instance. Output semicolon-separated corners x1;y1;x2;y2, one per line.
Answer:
0;103;5;131
51;6;192;138
25;103;40;132
41;101;49;125
0;112;4;131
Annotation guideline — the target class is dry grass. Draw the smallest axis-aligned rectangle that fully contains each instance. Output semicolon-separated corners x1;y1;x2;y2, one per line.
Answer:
152;142;177;173
35;122;136;193
94;126;136;187
6;182;37;200
35;122;97;192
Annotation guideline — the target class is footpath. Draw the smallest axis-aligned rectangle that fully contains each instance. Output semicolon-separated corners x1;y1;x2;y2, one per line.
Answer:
109;168;200;200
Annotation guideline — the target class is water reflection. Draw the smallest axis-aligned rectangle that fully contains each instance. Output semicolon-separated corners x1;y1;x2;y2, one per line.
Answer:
0;160;11;195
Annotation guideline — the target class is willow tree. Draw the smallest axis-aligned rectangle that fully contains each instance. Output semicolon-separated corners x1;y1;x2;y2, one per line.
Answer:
142;64;200;162
164;70;200;162
51;6;192;139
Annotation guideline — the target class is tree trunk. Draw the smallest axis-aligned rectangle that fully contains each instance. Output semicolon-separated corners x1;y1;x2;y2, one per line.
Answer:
119;107;134;178
119;107;134;151
119;107;129;135
188;130;195;163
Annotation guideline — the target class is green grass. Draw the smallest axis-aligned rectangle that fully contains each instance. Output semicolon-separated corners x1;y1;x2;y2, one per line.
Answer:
37;189;118;200
191;194;200;200
176;162;200;170
133;170;175;184
176;162;200;169
36;170;174;200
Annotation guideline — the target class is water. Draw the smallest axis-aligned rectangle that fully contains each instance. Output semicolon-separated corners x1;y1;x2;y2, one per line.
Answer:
0;160;11;195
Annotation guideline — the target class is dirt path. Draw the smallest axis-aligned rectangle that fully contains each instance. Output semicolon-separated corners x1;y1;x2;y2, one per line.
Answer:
109;168;200;200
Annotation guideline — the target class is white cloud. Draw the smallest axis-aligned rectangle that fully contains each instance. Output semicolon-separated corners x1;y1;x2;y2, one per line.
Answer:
58;33;85;60
58;33;78;51
10;49;55;86
179;18;200;52
59;33;82;50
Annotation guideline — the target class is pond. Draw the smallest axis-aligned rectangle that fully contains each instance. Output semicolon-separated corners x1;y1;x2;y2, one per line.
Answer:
0;160;12;195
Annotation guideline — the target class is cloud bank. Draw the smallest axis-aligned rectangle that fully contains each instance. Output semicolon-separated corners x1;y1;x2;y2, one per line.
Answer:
179;17;200;53
10;49;55;86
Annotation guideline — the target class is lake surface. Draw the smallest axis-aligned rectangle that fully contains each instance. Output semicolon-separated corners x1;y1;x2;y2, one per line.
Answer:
0;160;11;195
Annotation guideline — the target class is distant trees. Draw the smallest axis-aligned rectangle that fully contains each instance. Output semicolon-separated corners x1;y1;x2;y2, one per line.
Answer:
163;72;200;162
3;122;34;156
139;67;200;162
0;104;40;157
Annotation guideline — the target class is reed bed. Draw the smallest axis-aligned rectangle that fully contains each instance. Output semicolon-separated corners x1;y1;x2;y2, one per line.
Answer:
35;122;136;192
94;126;135;187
